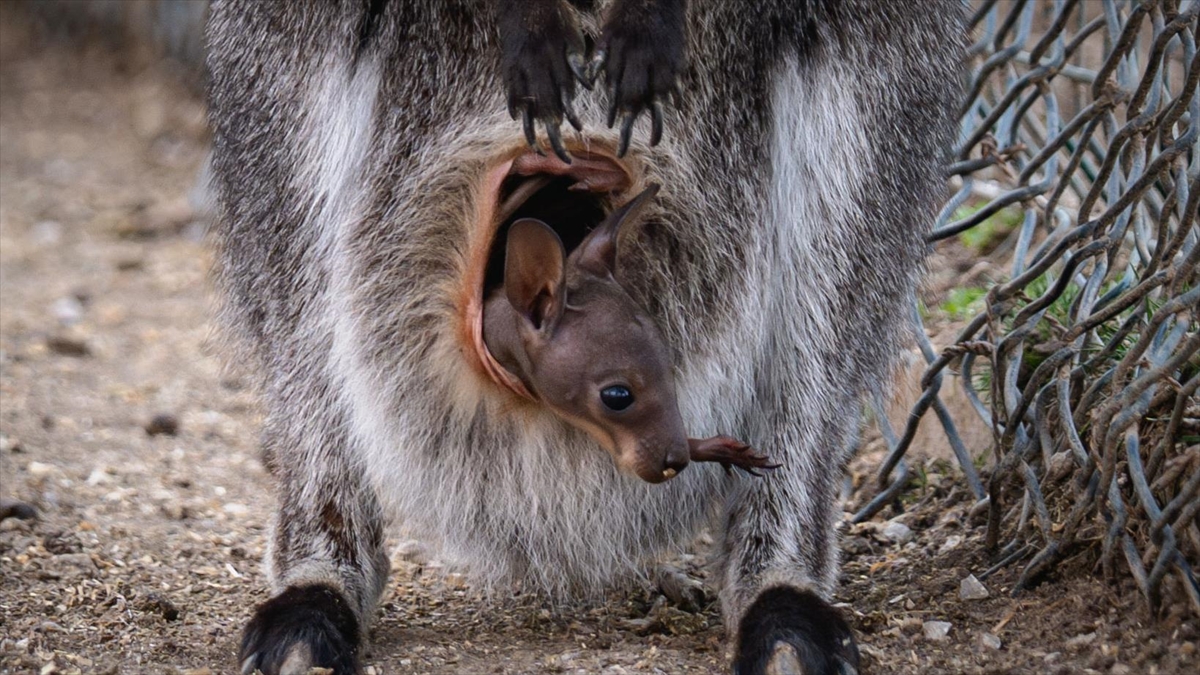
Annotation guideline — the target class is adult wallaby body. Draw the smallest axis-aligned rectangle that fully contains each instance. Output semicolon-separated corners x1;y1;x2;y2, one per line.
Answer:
205;1;962;673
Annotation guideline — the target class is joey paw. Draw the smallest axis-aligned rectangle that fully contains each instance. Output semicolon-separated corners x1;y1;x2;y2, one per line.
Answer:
734;586;860;675
690;435;781;477
594;0;687;156
239;584;360;675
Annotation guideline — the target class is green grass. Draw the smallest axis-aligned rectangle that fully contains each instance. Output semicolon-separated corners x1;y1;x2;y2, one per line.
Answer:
954;203;1024;254
940;286;988;320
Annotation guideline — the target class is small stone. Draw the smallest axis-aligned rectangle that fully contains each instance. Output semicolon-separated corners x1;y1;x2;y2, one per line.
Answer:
46;336;90;357
959;574;989;600
1066;632;1097;650
1110;664;1131;675
979;633;1002;650
144;414;180;437
28;461;58;477
937;534;963;555
32;220;63;246
40;662;57;675
44;553;96;578
222;503;248;516
923;621;952;641
86;468;113;486
182;669;212;675
138;592;181;621
0;434;23;453
51;296;85;326
882;520;913;544
43;530;83;554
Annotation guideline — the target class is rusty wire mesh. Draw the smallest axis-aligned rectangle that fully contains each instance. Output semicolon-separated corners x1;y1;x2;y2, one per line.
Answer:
855;0;1199;616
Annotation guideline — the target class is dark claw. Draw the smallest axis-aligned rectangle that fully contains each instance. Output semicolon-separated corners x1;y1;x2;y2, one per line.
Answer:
585;48;607;85
650;101;664;146
562;95;583;132
522;106;538;151
546;122;571;164
617;111;638;157
568;51;592;89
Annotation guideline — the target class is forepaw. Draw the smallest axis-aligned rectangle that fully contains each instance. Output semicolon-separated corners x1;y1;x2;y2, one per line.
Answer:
734;586;860;675
593;0;687;156
689;435;781;477
239;584;360;675
499;4;589;162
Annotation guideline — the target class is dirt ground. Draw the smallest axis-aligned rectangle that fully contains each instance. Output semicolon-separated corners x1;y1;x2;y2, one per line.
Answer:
1;12;1196;675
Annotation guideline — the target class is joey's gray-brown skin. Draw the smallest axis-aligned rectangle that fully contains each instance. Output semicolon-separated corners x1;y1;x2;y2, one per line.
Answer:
484;185;778;484
205;1;962;674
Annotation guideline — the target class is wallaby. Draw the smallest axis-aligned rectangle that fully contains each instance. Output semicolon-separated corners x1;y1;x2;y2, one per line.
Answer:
484;183;778;483
205;1;962;674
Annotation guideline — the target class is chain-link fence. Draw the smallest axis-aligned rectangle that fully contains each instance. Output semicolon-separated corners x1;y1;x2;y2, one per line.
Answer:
856;0;1199;617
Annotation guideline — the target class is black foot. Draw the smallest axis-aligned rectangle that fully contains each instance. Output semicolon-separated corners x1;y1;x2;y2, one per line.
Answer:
239;584;360;675
594;0;687;156
734;586;860;675
498;1;588;163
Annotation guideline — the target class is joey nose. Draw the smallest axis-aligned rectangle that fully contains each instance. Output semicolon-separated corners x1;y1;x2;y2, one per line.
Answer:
661;448;689;481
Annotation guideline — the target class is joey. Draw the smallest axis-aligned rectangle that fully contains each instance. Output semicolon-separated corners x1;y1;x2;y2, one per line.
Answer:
484;184;778;483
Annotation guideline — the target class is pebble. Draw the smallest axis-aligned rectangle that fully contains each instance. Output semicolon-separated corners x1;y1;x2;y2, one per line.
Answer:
51;296;85;325
923;621;952;641
882;520;913;544
1066;632;1097;650
31;220;63;246
28;461;58;477
144;413;180;437
979;632;1002;650
45;553;96;578
43;531;83;554
46;336;90;357
222;503;249;516
138;592;181;621
0;434;23;453
959;574;989;600
1110;664;1131;675
937;534;963;555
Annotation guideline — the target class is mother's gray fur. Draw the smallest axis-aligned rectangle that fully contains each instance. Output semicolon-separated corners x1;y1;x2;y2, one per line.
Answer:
206;0;961;638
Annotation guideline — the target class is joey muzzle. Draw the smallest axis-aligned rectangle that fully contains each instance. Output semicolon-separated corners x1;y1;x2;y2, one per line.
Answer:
613;435;691;484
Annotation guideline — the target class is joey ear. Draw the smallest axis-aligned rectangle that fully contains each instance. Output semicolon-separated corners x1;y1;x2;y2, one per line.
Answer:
571;183;661;276
505;218;567;331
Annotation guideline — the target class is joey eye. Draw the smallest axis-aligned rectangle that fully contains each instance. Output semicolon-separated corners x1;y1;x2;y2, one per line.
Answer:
600;385;634;411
